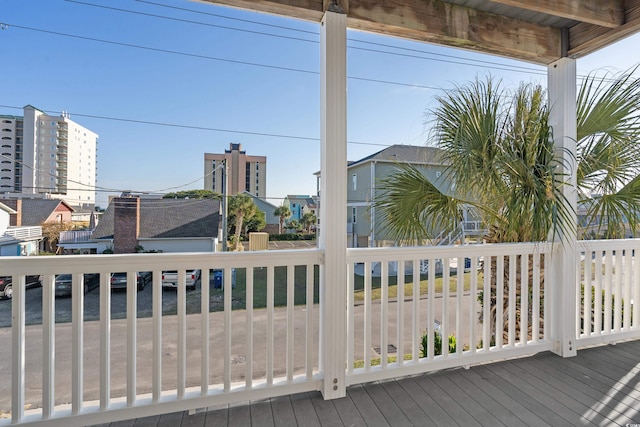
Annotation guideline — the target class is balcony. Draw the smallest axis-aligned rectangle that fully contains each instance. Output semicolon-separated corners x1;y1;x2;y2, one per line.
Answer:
4;226;42;240
59;230;93;243
0;239;639;426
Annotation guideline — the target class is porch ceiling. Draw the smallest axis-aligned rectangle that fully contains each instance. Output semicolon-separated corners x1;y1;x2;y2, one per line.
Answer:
193;0;640;65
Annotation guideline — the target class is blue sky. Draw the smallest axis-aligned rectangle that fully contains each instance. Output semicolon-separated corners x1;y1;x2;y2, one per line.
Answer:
2;0;639;207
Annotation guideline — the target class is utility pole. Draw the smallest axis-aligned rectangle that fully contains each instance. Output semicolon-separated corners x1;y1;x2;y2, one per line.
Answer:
221;159;229;251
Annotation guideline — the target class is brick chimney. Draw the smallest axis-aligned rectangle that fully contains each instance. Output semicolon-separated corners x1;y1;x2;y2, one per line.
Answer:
113;197;140;254
14;199;22;226
1;199;21;226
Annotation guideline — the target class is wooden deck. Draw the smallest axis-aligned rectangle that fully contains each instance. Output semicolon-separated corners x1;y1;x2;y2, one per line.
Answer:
92;340;640;427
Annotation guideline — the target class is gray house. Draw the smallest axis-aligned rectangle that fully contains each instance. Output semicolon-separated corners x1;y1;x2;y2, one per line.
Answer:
345;145;453;247
241;191;280;234
90;197;221;253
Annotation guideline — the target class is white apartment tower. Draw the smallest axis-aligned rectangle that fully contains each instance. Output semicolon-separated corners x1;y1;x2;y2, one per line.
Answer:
0;105;98;208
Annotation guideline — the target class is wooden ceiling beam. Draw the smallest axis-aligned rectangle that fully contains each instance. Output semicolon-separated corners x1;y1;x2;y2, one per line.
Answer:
489;0;624;28
568;4;640;57
192;0;326;22
346;0;561;64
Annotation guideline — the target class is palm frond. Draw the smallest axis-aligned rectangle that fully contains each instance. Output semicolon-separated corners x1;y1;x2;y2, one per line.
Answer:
374;164;464;243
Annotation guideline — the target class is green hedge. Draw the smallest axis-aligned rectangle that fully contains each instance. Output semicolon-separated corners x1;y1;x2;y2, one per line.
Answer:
269;233;316;241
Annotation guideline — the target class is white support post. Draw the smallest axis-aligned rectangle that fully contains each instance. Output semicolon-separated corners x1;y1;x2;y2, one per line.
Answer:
548;57;578;357
319;9;347;399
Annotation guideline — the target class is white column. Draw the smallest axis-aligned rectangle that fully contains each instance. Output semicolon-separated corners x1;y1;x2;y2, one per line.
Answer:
548;58;578;357
319;9;347;399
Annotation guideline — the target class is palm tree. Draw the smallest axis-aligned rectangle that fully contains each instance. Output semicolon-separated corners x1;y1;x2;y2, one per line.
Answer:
228;193;258;251
378;70;640;242
302;211;317;233
375;70;640;341
274;204;291;234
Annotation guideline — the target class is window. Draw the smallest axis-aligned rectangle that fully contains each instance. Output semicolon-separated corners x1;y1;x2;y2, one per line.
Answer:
352;207;357;223
245;163;251;191
2;120;11;124
1;129;11;132
352;173;357;190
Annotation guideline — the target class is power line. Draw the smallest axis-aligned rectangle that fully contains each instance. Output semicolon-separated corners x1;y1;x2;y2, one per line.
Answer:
134;0;318;35
0;23;319;76
62;1;549;77
65;0;319;44
0;104;389;147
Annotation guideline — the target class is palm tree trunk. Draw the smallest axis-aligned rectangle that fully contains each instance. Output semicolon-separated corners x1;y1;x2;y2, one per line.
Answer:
482;254;546;344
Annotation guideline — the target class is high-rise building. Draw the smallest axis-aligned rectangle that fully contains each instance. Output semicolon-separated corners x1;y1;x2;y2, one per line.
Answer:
0;105;98;208
204;143;266;197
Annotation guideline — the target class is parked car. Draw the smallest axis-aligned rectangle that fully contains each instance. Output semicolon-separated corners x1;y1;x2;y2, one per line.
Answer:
54;273;100;297
110;271;152;291
161;270;198;291
0;275;42;300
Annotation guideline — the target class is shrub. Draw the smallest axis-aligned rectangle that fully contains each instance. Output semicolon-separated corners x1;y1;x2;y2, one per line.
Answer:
420;329;457;357
269;233;316;241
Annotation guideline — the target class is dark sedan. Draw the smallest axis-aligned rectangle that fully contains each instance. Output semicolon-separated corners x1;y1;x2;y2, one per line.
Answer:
110;271;152;291
0;275;42;300
54;273;100;297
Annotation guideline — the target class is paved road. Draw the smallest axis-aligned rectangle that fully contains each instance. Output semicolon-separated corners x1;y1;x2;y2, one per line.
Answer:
0;294;479;413
0;277;208;328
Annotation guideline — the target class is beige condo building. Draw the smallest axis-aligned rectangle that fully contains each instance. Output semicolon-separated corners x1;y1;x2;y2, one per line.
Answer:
204;143;266;197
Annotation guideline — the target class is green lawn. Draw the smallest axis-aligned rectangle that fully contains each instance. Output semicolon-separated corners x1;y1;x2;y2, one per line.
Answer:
351;271;484;302
199;266;484;312
205;265;321;310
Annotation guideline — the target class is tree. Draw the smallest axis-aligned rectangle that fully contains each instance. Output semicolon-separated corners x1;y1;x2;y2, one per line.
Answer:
41;221;75;254
274;204;291;234
375;71;640;341
163;189;221;200
244;210;266;235
227;193;258;250
285;219;301;232
376;70;640;244
301;211;317;233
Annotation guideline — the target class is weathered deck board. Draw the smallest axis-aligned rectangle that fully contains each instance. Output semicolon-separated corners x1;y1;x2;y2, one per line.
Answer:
91;340;640;426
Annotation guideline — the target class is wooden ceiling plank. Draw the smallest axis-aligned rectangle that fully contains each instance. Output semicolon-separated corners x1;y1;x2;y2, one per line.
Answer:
568;4;640;57
346;0;561;64
193;0;325;22
489;0;624;28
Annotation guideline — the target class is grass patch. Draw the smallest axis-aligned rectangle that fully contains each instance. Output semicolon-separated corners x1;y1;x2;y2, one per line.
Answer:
353;353;414;369
207;265;320;310
352;271;484;302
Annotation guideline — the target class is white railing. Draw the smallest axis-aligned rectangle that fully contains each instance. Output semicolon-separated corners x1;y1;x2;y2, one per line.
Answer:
2;239;640;426
346;242;553;386
0;250;322;426
59;230;93;243
576;239;640;348
5;226;42;240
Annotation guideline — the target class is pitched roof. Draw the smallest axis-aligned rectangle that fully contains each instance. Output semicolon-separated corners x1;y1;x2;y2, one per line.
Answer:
241;191;279;225
348;145;446;169
285;195;317;209
0;198;74;226
91;198;221;240
0;202;16;215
